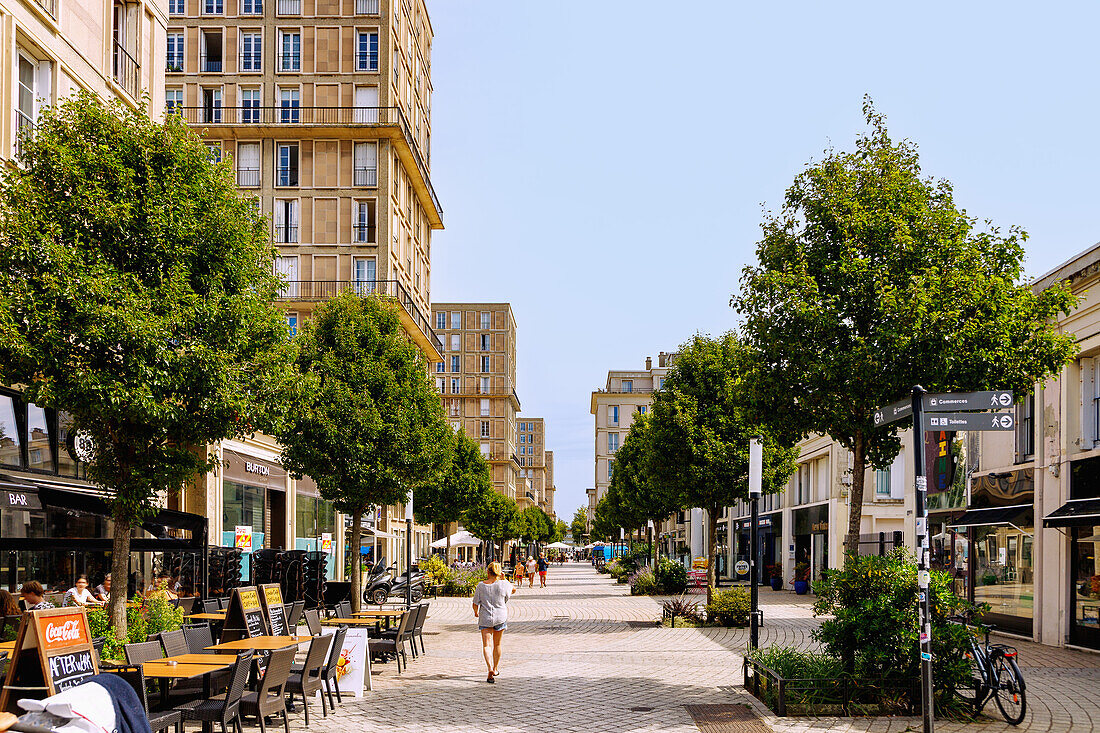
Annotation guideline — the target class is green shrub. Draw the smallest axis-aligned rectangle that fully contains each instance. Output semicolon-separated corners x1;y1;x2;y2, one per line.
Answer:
980;572;998;586
439;564;487;596
656;560;687;594
629;567;658;595
86;593;184;661
811;549;984;710
747;645;845;679
424;555;451;585
662;595;705;625
706;587;750;626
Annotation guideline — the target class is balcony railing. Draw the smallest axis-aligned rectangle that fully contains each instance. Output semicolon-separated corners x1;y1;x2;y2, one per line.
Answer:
166;57;184;73
113;41;140;99
274;225;298;243
177;106;441;219
200;54;223;73
353;224;376;243
595;386;656;395
355;0;379;13
275;279;442;354
278;53;301;72
277;0;300;13
354;166;378;186
237;168;260;187
15;113;34;160
32;0;57;16
355;52;379;72
239;53;262;72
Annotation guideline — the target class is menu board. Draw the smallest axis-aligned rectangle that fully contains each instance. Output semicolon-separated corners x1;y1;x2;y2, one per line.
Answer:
0;607;100;711
221;585;270;642
260;584;288;637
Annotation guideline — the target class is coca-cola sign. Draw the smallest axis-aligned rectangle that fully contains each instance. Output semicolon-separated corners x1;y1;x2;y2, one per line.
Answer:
38;612;89;651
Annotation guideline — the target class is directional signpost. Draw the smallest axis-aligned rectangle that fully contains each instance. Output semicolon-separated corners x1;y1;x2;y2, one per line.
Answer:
871;387;1013;733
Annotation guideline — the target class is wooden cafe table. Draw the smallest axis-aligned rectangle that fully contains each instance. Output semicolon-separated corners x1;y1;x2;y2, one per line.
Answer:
342;607;407;632
184;612;227;621
205;635;310;652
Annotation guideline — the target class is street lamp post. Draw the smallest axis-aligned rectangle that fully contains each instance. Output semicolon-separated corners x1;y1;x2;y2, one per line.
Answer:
405;493;414;611
748;436;763;651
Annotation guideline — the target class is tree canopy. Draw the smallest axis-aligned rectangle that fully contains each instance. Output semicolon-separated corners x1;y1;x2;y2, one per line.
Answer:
732;100;1078;558
520;505;553;545
606;413;678;530
0;94;298;636
570;507;589;543
278;291;449;610
463;490;523;560
648;333;799;602
414;428;492;556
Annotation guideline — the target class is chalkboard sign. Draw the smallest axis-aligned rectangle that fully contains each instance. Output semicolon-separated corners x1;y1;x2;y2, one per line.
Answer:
260;584;288;637
221;585;270;642
0;607;100;712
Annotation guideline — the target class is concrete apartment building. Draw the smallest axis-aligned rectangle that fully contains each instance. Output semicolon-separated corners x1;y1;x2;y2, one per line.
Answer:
432;304;521;503
589;354;675;522
517;417;556;516
544;449;556;518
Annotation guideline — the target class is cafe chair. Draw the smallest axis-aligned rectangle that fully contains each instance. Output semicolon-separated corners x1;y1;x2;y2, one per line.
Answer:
319;626;348;709
285;601;305;630
411;602;429;655
182;624;215;654
239;646;295;733
367;610;410;673
334;601;352;620
378;607;418;660
125;640;166;664
203;599;221;614
217;597;231;610
175;650;251;733
91;637;106;666
302;609;322;637
113;665;183;733
284;634;332;725
178;597;197;615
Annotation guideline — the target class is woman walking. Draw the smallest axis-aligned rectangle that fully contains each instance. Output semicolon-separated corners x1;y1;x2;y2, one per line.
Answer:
472;561;515;683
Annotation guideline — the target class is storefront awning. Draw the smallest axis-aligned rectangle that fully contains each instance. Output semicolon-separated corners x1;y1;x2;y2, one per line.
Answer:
948;504;1032;529
1042;498;1100;528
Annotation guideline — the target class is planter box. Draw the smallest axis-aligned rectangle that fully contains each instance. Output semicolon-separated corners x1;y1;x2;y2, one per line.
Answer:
743;657;919;717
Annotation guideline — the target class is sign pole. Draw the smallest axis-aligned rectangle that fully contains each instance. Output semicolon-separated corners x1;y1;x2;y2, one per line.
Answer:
405;493;414;611
748;437;763;652
911;386;934;733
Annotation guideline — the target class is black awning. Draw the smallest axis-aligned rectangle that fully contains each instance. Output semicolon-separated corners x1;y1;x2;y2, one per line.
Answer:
948;504;1032;529
1043;498;1100;528
33;484;206;541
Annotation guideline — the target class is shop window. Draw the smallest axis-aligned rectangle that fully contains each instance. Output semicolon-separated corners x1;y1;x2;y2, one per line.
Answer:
223;480;265;536
1016;393;1035;462
0;394;23;468
26;403;52;472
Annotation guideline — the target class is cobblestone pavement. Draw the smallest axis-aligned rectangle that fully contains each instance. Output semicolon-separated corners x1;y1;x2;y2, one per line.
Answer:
306;563;1100;733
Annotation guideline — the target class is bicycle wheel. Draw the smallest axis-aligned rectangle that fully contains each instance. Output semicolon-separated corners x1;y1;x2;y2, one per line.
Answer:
953;649;983;708
992;655;1027;725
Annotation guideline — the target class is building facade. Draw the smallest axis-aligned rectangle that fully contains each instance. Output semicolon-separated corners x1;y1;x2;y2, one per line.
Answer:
517;418;545;510
544;449;555;518
431;303;521;502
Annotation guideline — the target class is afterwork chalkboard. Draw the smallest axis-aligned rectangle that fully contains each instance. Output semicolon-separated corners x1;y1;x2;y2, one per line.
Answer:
0;607;100;712
260;584;288;637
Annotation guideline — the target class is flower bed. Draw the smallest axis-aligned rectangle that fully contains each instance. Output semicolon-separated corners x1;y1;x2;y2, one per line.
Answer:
743;655;919;717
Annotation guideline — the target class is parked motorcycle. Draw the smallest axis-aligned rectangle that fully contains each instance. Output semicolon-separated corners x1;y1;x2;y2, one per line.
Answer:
362;557;392;605
363;560;425;605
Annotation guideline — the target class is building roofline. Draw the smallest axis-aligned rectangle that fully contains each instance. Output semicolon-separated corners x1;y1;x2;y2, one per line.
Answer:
1032;240;1100;293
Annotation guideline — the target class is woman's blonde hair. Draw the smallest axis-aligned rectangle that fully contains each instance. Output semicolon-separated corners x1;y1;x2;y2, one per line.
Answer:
487;561;503;578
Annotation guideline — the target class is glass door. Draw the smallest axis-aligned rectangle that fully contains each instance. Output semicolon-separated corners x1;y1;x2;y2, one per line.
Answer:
1071;526;1100;649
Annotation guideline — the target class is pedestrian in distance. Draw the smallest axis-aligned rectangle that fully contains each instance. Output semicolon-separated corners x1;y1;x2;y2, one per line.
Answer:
513;559;525;587
525;556;537;588
472;561;515;683
537;554;549;588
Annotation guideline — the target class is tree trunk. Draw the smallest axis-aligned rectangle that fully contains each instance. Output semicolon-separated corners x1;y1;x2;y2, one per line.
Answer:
706;506;719;606
350;508;363;613
109;516;131;641
844;430;867;563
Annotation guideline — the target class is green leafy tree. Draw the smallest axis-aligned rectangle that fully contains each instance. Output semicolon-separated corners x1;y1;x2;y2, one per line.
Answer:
570;507;589;543
414;428;492;560
590;495;617;542
649;333;798;603
552;519;568;544
607;413;677;540
733;101;1078;559
463;490;523;561
0;94;297;638
520;506;553;549
279;291;449;611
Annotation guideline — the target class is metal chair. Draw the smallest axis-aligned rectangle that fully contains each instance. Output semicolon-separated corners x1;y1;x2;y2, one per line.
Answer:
379;606;419;659
203;599;221;614
125;640;165;664
367;610;410;673
285;600;304;629
239;646;295;733
320;626;348;709
334;601;352;619
411;602;429;656
284;634;333;725
175;650;251;733
302;608;322;636
113;665;183;733
217;597;231;610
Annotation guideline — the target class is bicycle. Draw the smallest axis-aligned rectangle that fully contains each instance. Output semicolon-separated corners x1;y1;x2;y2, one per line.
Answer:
948;616;1027;725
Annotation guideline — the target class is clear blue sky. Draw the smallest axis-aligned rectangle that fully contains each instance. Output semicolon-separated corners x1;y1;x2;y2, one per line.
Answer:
426;1;1100;520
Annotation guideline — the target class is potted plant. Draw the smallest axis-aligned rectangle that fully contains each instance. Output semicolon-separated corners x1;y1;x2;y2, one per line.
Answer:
765;564;783;591
791;562;811;595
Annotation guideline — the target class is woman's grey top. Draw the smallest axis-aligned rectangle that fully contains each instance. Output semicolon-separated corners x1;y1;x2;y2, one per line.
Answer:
472;579;513;628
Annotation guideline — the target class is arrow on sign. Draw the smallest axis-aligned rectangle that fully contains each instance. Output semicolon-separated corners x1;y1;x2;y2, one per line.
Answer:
923;391;1014;412
924;412;1015;431
872;398;913;427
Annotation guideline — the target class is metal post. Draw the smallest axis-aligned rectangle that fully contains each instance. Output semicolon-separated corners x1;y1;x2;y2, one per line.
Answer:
748;436;763;651
405;493;414;611
911;385;934;733
648;520;655;568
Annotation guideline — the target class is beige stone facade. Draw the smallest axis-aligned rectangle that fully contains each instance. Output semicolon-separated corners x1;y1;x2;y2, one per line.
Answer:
544;449;555;518
169;0;442;362
2;0;167;166
431;303;521;502
517;417;555;516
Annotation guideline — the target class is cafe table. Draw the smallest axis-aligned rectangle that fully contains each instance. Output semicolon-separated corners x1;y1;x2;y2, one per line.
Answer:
139;657;234;733
184;612;226;621
162;653;240;665
205;635;311;652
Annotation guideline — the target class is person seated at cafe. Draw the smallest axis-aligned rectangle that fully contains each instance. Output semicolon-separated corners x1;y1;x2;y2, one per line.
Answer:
93;574;111;602
147;571;178;601
63;575;101;607
20;581;54;610
0;590;20;642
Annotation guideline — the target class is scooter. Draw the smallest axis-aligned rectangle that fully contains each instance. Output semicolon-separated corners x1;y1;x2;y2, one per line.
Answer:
363;561;426;605
390;562;426;604
362;557;392;605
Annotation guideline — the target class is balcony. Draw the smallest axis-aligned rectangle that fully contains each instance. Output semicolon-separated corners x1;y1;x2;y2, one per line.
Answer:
355;0;379;13
237;168;260;187
353;224;376;243
354;166;378;186
177;106;442;227
275;279;442;359
200;54;223;73
274;225;298;243
166;57;184;73
594;386;655;395
112;41;140;99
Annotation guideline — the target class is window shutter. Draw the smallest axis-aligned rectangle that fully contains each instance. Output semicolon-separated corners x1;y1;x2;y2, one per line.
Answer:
890;452;905;500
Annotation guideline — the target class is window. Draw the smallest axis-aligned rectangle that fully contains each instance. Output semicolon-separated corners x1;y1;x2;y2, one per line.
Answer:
622;380;633;393
608;405;618;426
285;313;298;338
240;32;262;71
1016;392;1035;461
165;88;183;114
481;356;490;372
276;143;298;186
354;200;375;242
169;0;185;13
351;258;375;294
204;0;223;13
875;468;890;495
277;0;300;13
1092;357;1100;445
435;312;446;331
450;378;460;394
166;32;184;72
202;87;222;123
480;399;489;417
480;312;490;329
240;0;262;13
355;0;379;14
480;421;490;438
435;362;445;373
608;433;619;453
274;255;297;297
240;87;261;124
279;31;301;71
480;334;490;351
480;443;490;459
0;394;24;467
435;377;444;392
448;400;460;417
235;141;260;186
659;378;666;390
201;30;223;72
353;142;377;186
278;87;300;123
637;405;647;415
206;143;222;163
273;199;298;242
450;356;460;372
480;377;490;394
607;460;614;481
356;31;379;71
450;311;461;329
450;334;460;352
